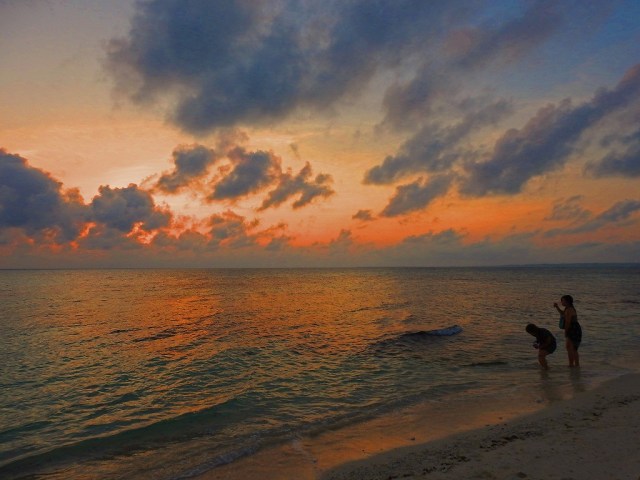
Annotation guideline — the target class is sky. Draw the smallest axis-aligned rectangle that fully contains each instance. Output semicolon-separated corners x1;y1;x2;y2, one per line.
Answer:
1;0;639;268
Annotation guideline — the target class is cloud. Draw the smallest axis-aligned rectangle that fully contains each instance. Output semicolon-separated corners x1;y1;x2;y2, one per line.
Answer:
208;147;281;201
0;149;176;250
151;139;335;210
374;228;640;267
90;184;171;232
0;149;87;241
376;229;536;267
328;229;353;248
352;209;374;221
545;196;592;222
148;211;290;256
2;145;638;269
152;230;209;252
260;162;334;210
264;235;292;252
207;210;260;248
380;174;453;217
380;67;452;131
545;199;640;237
446;0;569;71
594;199;640;224
365;98;512;185
77;224;144;251
462;63;640;196
106;1;492;133
378;0;590;130
585;128;640;177
155;144;219;193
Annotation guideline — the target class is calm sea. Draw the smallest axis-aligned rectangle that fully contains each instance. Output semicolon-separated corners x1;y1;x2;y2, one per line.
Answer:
1;266;639;479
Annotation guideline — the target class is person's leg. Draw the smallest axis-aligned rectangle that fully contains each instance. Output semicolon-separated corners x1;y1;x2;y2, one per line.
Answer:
538;350;549;369
573;325;582;367
566;339;580;367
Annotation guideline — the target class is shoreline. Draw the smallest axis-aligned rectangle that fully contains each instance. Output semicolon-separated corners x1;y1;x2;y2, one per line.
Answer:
195;367;637;480
3;370;637;479
322;372;640;480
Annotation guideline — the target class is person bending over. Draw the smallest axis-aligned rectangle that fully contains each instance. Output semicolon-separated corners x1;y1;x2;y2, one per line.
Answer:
525;323;557;370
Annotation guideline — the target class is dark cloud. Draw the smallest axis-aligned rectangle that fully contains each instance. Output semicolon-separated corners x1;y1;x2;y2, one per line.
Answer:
208;147;281;201
151;230;209;253
596;199;640;224
352;209;374;221
329;229;353;247
0;150;176;250
545;196;592;222
155;144;219;193
152;140;334;210
585;128;640;177
260;162;334;211
378;229;534;267
208;210;260;248
106;1;256;101
78;224;143;251
545;199;640;237
447;0;568;71
265;235;291;252
376;228;640;267
0;149;87;241
146;211;264;252
90;184;171;232
365;99;512;185
106;0;485;133
151;213;290;253
380;174;453;217
379;0;587;130
401;229;462;247
380;66;452;131
462;64;640;196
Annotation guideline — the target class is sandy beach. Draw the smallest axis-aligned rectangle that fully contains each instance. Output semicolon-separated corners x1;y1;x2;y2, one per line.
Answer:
195;370;640;480
323;372;640;480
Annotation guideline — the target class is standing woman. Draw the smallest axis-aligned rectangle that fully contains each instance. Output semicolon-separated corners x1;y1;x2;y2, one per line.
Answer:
554;294;582;367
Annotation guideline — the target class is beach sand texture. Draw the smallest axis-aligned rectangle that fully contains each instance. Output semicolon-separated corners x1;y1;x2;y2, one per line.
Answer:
323;373;640;480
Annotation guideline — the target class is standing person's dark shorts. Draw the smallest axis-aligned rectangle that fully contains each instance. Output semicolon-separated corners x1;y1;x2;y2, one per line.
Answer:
566;321;582;350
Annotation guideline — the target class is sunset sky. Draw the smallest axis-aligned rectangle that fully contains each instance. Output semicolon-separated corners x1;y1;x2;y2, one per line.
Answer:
1;0;639;267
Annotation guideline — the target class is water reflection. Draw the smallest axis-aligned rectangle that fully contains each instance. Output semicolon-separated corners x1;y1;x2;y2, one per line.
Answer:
538;369;563;403
569;367;586;394
1;267;638;480
537;367;587;405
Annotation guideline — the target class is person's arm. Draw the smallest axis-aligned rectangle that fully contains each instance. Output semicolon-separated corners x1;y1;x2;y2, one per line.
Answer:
554;302;563;315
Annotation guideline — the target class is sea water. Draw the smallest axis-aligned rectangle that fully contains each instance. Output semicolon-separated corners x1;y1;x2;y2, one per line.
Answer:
1;266;639;479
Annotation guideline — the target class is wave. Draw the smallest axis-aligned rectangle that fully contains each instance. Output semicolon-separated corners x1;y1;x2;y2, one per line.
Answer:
413;325;463;337
368;325;462;355
108;327;141;335
0;392;261;478
349;300;412;313
463;360;508;367
0;385;443;480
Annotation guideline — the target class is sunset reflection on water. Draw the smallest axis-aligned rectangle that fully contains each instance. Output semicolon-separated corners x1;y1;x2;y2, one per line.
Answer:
1;267;639;479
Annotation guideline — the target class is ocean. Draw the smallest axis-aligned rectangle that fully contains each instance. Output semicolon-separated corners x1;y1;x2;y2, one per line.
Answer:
1;266;639;479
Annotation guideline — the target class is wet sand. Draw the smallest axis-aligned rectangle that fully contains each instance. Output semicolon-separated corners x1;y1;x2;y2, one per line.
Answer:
196;368;638;480
322;372;640;480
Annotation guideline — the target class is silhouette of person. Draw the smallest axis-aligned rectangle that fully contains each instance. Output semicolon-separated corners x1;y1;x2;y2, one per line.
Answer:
526;323;557;370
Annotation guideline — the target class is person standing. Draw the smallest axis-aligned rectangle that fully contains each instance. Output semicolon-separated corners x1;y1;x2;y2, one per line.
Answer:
554;294;582;367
